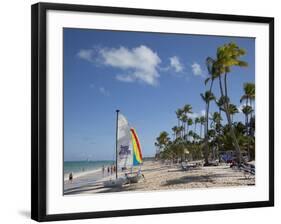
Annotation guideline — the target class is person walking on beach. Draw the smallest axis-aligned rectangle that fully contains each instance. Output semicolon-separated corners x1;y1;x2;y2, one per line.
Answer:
113;165;116;173
102;165;105;176
110;165;113;175
69;172;73;183
107;166;110;175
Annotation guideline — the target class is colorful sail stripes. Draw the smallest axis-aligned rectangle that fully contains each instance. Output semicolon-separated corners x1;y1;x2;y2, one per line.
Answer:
130;128;143;165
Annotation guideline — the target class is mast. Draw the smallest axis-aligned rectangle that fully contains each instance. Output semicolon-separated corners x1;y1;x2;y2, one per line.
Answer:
115;109;120;179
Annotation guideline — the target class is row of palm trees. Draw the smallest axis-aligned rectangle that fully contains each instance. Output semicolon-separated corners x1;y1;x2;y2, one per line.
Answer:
172;106;206;140
155;42;255;165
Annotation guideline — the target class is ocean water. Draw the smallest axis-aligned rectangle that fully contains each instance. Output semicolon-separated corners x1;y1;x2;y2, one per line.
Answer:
64;160;114;180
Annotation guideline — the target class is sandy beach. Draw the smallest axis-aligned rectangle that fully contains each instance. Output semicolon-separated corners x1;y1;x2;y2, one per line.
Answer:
64;161;255;195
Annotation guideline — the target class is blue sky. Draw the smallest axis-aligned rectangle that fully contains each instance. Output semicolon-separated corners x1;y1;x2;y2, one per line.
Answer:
63;28;255;161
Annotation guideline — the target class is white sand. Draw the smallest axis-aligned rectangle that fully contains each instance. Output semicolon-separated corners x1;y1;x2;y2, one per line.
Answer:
64;161;255;195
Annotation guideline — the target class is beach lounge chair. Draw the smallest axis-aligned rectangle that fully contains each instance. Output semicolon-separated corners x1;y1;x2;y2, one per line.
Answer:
181;162;197;171
205;160;219;166
181;162;188;171
240;163;255;175
126;174;142;183
126;169;145;183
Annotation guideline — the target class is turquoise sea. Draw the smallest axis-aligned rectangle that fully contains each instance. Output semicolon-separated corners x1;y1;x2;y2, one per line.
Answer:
64;160;114;180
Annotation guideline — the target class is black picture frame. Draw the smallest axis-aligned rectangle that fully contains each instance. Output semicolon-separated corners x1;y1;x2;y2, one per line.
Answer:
31;2;274;222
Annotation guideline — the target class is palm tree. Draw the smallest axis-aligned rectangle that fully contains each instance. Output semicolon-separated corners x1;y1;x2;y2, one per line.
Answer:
200;91;215;129
183;104;193;115
199;116;205;139
240;82;255;108
240;82;255;133
249;115;255;137
242;105;254;160
187;118;193;141
178;126;184;139
174;127;181;139
210;112;222;158
203;57;222;165
242;106;254;130
194;117;200;134
216;96;229;116
175;108;183;127
210;112;222;129
181;114;188;138
200;92;215;125
172;126;178;140
200;90;215;164
177;104;192;139
192;132;200;142
228;104;238;123
188;130;194;142
211;42;248;165
155;131;170;152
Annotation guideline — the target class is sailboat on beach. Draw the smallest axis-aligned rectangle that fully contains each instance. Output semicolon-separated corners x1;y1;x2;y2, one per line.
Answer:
103;110;143;187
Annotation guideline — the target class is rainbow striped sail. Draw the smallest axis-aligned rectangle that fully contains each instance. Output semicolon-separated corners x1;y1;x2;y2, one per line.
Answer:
130;128;143;166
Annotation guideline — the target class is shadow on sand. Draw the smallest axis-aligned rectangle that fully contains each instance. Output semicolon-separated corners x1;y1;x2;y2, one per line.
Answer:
162;174;213;186
64;183;104;195
162;172;250;187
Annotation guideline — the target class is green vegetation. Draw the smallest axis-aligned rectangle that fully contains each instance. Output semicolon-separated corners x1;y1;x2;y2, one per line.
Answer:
155;42;255;165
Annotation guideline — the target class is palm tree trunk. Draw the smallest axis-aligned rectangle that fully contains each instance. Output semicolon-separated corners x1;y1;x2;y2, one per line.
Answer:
224;73;228;103
186;124;189;141
246;113;250;160
203;79;214;165
193;123;196;143
249;99;253;136
203;99;209;164
246;98;250;161
219;74;242;165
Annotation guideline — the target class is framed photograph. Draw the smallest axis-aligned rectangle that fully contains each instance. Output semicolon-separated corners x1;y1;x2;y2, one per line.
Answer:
31;2;274;222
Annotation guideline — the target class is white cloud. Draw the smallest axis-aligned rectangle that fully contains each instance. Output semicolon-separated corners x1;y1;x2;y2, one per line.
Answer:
84;45;162;86
116;75;135;83
188;110;209;119
89;83;110;96
77;49;94;62
78;46;211;84
188;113;198;119
99;87;110;96
200;110;206;116
238;103;244;113
191;62;204;77
169;56;183;72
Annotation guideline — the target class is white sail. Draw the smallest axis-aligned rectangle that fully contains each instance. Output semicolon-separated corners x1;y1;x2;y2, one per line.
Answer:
117;113;133;172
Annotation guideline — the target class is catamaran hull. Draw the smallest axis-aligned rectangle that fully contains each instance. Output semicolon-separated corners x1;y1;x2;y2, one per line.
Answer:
103;178;128;188
127;175;142;183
